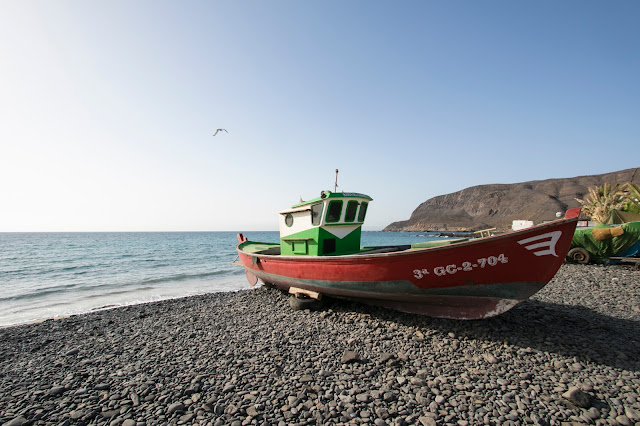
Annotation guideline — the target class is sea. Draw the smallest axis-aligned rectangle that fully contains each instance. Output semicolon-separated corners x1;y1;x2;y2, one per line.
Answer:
0;231;449;327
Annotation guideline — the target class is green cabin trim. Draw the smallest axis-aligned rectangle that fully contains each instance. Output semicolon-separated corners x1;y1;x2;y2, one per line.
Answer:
291;191;372;209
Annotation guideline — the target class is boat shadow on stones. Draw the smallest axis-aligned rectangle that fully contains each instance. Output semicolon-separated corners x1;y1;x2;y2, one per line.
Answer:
305;292;640;373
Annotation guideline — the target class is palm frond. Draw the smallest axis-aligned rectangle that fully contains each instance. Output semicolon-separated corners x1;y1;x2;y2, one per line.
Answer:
576;183;627;223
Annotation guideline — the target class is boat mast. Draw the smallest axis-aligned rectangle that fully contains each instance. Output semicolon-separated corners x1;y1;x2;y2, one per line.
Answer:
334;169;339;192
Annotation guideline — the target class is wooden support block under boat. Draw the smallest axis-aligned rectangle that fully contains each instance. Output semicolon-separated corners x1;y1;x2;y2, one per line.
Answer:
289;287;322;300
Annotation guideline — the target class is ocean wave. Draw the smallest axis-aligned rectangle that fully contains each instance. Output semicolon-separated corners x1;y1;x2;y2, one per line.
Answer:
0;269;242;304
82;286;155;299
0;282;82;303
1;261;112;280
81;285;248;316
140;269;241;285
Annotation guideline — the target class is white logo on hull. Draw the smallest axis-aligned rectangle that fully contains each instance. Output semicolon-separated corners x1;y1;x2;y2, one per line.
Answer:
517;231;562;257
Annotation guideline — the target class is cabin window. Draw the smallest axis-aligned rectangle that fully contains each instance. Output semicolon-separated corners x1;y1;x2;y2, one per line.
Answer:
323;238;336;254
311;203;323;226
326;200;343;223
358;202;368;222
285;214;294;227
345;200;359;222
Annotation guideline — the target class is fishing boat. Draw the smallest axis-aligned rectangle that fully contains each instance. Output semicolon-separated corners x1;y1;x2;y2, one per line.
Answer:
236;189;580;319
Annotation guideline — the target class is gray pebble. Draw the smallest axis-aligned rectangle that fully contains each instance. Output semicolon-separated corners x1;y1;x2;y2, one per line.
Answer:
48;386;65;396
356;393;371;403
341;350;361;363
419;415;437;426
167;402;184;414
615;415;632;426
3;417;27;426
625;406;640;421
483;354;499;364
562;387;591;408
179;413;195;423
69;410;84;420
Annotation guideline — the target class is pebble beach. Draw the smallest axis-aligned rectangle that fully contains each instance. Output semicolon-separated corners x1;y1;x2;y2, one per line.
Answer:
1;264;639;426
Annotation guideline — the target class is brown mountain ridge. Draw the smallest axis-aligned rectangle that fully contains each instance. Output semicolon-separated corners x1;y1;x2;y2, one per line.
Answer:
383;168;639;232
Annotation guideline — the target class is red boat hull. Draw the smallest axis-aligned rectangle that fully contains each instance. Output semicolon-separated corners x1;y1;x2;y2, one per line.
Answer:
237;210;579;319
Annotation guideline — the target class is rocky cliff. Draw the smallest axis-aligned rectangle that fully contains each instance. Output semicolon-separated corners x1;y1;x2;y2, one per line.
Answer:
384;168;639;232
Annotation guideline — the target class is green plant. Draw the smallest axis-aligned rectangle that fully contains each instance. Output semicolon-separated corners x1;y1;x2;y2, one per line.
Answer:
622;182;640;214
576;183;627;223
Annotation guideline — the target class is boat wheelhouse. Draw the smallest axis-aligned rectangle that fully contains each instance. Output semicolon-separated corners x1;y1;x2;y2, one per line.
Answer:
278;191;372;256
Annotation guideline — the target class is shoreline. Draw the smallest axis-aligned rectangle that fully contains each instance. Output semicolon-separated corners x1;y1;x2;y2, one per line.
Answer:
1;263;639;425
0;285;248;330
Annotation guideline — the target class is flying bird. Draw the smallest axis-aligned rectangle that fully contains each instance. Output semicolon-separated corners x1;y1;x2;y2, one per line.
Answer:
213;129;228;136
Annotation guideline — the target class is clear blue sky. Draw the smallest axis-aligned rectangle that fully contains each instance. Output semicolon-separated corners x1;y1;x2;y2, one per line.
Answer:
1;1;638;231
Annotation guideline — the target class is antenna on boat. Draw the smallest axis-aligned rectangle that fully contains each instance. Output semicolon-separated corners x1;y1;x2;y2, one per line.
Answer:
334;169;339;192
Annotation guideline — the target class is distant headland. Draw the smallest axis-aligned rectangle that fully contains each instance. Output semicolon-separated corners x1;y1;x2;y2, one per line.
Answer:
384;168;639;232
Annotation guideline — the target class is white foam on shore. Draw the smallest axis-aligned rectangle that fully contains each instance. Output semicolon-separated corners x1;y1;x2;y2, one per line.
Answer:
0;276;251;328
